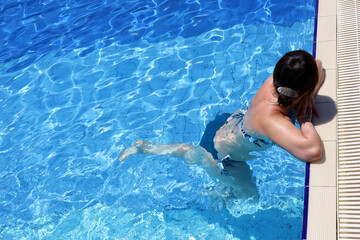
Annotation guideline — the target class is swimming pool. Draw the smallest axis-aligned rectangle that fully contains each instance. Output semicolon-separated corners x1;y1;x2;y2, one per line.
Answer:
0;0;317;239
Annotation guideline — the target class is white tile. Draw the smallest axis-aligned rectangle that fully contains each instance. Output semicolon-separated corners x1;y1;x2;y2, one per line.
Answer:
316;68;337;101
318;0;337;16
317;16;336;41
307;187;337;240
316;41;337;69
313;102;338;141
309;141;337;187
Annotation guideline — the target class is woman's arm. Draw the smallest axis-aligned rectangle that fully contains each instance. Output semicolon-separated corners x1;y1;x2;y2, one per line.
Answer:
264;116;323;162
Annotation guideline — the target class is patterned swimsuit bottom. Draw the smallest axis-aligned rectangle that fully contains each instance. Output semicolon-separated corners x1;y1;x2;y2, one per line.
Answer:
225;108;273;148
199;108;273;177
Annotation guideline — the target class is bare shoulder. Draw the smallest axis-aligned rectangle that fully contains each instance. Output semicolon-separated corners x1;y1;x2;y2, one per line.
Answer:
249;75;282;132
248;74;323;162
315;59;323;68
252;103;292;136
257;75;274;93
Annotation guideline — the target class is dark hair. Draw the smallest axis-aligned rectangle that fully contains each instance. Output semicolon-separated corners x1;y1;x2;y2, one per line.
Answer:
273;50;318;107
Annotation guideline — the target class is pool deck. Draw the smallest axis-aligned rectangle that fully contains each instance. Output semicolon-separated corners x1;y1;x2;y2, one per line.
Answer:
306;0;338;239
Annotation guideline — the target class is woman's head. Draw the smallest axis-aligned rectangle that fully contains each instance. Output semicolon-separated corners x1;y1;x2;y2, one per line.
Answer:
273;50;318;107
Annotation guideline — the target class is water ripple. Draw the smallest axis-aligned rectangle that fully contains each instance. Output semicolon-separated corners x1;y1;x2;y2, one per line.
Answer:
1;0;315;67
0;0;316;238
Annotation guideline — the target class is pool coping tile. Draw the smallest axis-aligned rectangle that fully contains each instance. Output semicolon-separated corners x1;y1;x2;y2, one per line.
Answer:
315;40;337;70
318;0;337;17
309;141;337;187
316;68;337;101
306;187;337;240
317;16;337;42
313;102;337;141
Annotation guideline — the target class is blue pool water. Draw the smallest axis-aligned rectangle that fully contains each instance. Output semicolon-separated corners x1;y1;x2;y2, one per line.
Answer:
0;0;317;239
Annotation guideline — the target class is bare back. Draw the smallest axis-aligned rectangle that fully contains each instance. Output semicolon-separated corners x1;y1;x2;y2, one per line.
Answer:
247;76;293;136
213;76;286;160
214;72;323;163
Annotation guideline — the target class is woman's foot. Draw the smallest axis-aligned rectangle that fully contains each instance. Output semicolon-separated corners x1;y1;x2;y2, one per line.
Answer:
118;140;153;161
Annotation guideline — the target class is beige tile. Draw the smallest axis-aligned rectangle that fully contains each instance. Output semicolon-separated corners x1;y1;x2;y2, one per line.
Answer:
313;102;338;141
318;0;337;16
309;141;337;187
307;187;337;240
316;68;337;101
317;16;336;41
316;41;337;69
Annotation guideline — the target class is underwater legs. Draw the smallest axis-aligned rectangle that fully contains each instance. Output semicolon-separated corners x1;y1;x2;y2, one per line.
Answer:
119;140;210;165
119;140;259;200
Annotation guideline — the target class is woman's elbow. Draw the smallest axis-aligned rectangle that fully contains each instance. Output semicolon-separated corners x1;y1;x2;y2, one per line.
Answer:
303;145;324;162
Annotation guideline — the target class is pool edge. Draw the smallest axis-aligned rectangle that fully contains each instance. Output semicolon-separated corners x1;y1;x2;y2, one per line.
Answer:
306;0;338;239
301;0;319;237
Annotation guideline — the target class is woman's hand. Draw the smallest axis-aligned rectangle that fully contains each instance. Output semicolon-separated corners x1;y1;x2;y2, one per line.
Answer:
295;59;324;123
295;94;319;124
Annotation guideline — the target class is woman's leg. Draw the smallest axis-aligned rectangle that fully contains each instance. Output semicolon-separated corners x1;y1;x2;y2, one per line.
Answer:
119;140;213;165
222;160;259;200
119;140;222;182
119;140;259;200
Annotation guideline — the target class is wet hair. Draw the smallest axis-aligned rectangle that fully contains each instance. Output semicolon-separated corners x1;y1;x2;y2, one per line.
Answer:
273;50;318;107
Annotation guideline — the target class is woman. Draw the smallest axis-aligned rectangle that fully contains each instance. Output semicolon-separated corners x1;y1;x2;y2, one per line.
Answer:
119;50;325;199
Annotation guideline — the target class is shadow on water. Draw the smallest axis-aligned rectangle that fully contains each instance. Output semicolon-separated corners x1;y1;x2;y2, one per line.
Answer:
199;113;231;159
